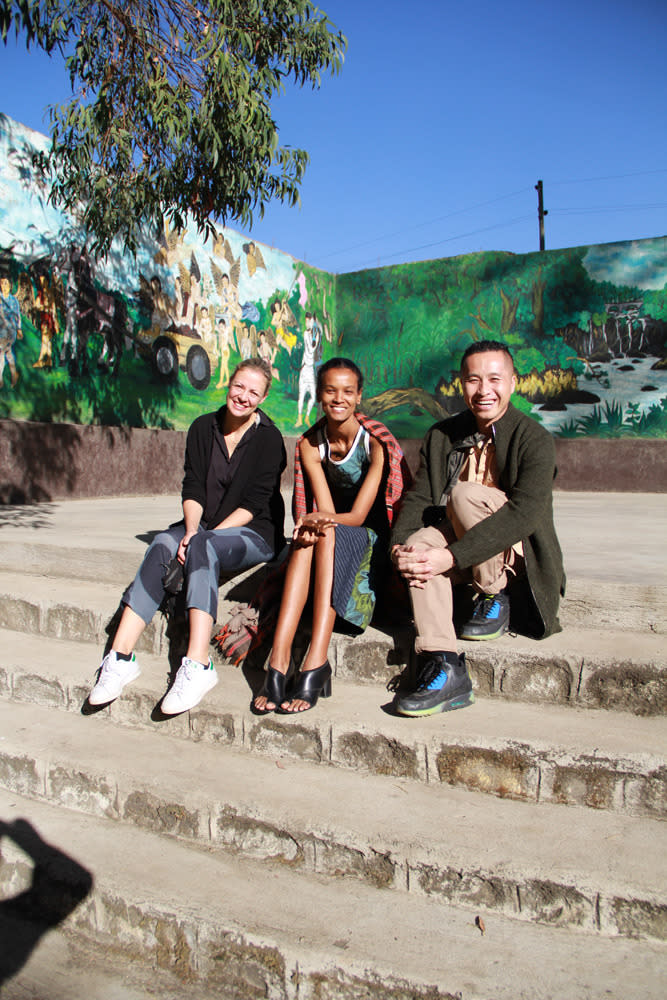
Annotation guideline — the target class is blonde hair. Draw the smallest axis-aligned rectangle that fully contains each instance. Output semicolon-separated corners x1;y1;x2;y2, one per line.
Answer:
230;357;272;393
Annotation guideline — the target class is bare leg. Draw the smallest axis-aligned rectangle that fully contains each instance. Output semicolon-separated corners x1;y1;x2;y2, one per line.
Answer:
253;542;315;711
282;529;336;713
186;608;214;664
111;605;148;655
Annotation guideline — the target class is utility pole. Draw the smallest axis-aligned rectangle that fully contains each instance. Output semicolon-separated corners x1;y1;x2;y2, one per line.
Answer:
535;180;547;251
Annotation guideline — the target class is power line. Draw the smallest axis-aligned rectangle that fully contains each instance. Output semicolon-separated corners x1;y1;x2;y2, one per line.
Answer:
324;167;667;270
351;214;533;272
549;167;667;186
320;186;531;261
555;203;667;215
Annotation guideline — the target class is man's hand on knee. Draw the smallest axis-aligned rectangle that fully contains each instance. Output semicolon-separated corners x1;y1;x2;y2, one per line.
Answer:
391;544;455;588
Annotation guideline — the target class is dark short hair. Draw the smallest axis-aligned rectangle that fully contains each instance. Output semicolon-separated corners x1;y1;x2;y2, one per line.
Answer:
460;340;514;370
230;357;272;393
316;357;364;394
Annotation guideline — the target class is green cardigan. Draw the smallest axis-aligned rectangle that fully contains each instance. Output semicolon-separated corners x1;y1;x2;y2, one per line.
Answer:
391;404;566;638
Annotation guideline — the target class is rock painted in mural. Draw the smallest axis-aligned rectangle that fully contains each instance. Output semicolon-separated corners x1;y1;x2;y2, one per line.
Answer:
2;110;666;438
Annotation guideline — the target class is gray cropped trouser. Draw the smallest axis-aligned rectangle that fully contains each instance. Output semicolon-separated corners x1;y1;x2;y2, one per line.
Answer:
122;522;273;624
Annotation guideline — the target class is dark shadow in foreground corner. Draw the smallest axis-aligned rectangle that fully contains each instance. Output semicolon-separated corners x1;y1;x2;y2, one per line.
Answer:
0;817;93;986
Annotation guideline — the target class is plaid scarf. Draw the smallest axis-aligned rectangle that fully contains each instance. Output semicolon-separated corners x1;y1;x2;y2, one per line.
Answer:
292;413;412;526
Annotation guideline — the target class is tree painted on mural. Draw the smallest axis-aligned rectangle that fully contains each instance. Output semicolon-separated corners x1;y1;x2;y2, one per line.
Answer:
336;247;657;424
0;1;346;254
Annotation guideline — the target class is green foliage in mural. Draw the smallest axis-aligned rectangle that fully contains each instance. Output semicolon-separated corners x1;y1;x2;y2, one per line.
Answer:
335;242;667;438
557;397;667;438
336;249;586;398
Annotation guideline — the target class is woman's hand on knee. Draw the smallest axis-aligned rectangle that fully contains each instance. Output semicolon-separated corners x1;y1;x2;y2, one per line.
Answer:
293;513;335;548
177;530;197;565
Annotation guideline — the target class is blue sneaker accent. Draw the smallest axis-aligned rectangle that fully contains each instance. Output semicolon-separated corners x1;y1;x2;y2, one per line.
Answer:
396;652;474;718
425;669;447;690
459;591;510;641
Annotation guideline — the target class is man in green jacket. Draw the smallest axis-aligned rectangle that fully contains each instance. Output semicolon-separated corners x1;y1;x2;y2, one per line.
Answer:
391;340;565;718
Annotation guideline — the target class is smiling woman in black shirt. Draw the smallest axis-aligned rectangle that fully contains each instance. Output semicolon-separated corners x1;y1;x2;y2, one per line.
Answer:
88;358;286;715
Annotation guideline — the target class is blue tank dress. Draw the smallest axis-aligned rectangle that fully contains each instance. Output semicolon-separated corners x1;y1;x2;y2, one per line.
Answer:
316;424;387;631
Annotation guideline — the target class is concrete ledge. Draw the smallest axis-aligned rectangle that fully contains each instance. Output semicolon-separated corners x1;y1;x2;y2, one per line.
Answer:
2;418;667;500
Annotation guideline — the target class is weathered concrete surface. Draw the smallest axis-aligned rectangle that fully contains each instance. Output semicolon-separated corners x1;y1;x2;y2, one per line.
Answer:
0;698;665;941
1;629;666;816
2;417;667;497
1;492;666;997
1;541;666;709
1;787;666;1000
0;491;665;636
2;577;665;712
1;491;666;585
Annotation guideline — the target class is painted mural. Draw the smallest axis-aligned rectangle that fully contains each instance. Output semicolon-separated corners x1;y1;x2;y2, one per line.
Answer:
2;111;666;439
0;112;335;433
337;240;667;440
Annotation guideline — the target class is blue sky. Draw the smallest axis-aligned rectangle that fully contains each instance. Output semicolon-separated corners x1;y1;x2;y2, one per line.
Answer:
1;0;666;273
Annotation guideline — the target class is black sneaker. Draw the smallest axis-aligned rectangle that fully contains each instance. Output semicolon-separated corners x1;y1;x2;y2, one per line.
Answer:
395;651;474;718
459;591;510;641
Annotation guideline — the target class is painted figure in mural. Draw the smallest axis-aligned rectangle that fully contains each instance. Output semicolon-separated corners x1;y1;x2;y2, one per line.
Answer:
242;240;266;277
270;298;297;354
239;326;252;360
197;304;213;343
59;251;79;369
88;358;286;715
173;274;189;330
16;273;34;320
150;275;172;332
218;272;242;346
258;329;280;381
296;312;322;428
215;316;231;389
253;357;409;715
390;340;565;718
96;290;129;375
0;275;22;388
58;247;96;374
32;272;59;369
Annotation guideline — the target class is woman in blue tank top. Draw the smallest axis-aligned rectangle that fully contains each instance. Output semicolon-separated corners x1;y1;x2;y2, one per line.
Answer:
254;358;390;714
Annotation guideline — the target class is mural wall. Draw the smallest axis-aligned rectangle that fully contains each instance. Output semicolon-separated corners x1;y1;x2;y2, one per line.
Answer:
0;113;336;433
337;241;667;439
2;112;666;438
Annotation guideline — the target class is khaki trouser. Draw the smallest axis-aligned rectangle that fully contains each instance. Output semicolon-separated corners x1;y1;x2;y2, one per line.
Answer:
406;480;523;653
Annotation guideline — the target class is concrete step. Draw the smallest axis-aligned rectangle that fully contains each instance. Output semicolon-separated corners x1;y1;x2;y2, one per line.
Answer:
0;699;665;946
1;568;665;715
2;630;666;819
1;494;666;636
2;790;665;1000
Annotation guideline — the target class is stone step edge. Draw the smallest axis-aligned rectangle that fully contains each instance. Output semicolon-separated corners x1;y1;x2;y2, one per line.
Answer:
1;579;666;716
1;631;666;819
1;556;665;637
3;790;665;1000
0;702;664;943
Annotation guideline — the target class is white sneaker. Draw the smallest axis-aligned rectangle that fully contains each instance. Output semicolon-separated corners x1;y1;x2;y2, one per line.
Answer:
89;651;141;705
161;657;218;715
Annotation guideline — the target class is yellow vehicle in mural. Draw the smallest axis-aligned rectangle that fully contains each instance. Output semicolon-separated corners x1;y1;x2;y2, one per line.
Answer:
135;322;216;391
135;271;220;391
